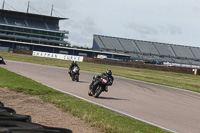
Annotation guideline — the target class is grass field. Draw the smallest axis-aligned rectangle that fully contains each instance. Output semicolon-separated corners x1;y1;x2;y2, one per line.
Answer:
0;52;200;132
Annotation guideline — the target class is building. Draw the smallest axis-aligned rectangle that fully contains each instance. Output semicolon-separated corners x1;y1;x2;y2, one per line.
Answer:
92;34;200;68
0;8;69;52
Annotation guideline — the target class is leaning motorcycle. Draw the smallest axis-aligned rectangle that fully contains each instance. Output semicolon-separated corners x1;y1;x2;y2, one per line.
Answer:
0;56;6;65
70;66;80;82
88;76;108;98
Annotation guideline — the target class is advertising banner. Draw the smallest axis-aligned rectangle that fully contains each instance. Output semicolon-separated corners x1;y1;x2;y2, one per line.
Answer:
32;51;84;62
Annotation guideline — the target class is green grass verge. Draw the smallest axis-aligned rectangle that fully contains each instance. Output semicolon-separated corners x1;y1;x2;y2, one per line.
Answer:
0;67;168;133
1;52;200;93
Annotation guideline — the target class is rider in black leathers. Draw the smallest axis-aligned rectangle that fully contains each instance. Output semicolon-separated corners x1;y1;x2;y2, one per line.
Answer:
68;61;79;77
0;56;6;65
90;70;114;94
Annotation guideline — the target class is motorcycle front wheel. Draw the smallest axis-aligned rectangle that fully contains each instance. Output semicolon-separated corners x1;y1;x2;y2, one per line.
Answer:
88;90;92;96
75;74;79;82
94;86;103;98
88;84;93;96
71;74;75;81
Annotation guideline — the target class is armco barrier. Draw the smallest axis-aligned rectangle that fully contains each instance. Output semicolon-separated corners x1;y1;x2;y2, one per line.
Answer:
83;57;194;75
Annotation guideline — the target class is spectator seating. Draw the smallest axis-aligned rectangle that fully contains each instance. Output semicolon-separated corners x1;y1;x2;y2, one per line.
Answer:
93;35;200;67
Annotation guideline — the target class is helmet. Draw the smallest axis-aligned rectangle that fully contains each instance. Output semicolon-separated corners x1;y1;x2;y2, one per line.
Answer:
106;70;112;76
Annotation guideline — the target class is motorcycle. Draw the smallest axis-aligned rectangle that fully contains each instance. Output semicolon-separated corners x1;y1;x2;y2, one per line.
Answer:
88;76;109;98
70;66;80;82
0;56;6;65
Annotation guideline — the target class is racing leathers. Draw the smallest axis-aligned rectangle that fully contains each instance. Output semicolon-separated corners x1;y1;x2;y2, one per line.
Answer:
68;63;79;77
0;56;5;65
90;73;114;94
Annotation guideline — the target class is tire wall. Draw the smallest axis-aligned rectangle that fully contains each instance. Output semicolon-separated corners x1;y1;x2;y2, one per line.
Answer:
0;101;72;133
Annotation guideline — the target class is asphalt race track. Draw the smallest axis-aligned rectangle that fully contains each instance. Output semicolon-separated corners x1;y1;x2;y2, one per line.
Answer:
1;60;200;133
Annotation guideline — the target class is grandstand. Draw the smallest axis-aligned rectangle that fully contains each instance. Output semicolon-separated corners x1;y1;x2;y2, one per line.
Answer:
92;34;200;68
0;8;69;52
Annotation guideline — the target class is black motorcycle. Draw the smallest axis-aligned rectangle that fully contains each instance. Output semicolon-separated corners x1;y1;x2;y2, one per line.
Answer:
0;56;6;65
88;76;109;98
70;66;80;82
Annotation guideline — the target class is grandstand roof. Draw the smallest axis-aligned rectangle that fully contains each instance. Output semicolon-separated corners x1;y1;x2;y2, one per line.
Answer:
92;34;200;67
0;9;68;23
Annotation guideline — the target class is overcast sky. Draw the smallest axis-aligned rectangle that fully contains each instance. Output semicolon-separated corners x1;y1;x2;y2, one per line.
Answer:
2;0;200;48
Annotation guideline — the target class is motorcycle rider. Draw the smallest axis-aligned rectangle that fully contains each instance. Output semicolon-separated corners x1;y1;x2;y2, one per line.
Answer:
0;56;6;65
90;69;114;94
68;61;79;77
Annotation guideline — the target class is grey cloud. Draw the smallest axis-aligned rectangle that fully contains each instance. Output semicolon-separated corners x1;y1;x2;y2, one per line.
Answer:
61;16;102;47
69;17;99;32
127;22;182;35
127;22;158;35
168;26;182;34
158;25;182;35
193;6;200;14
